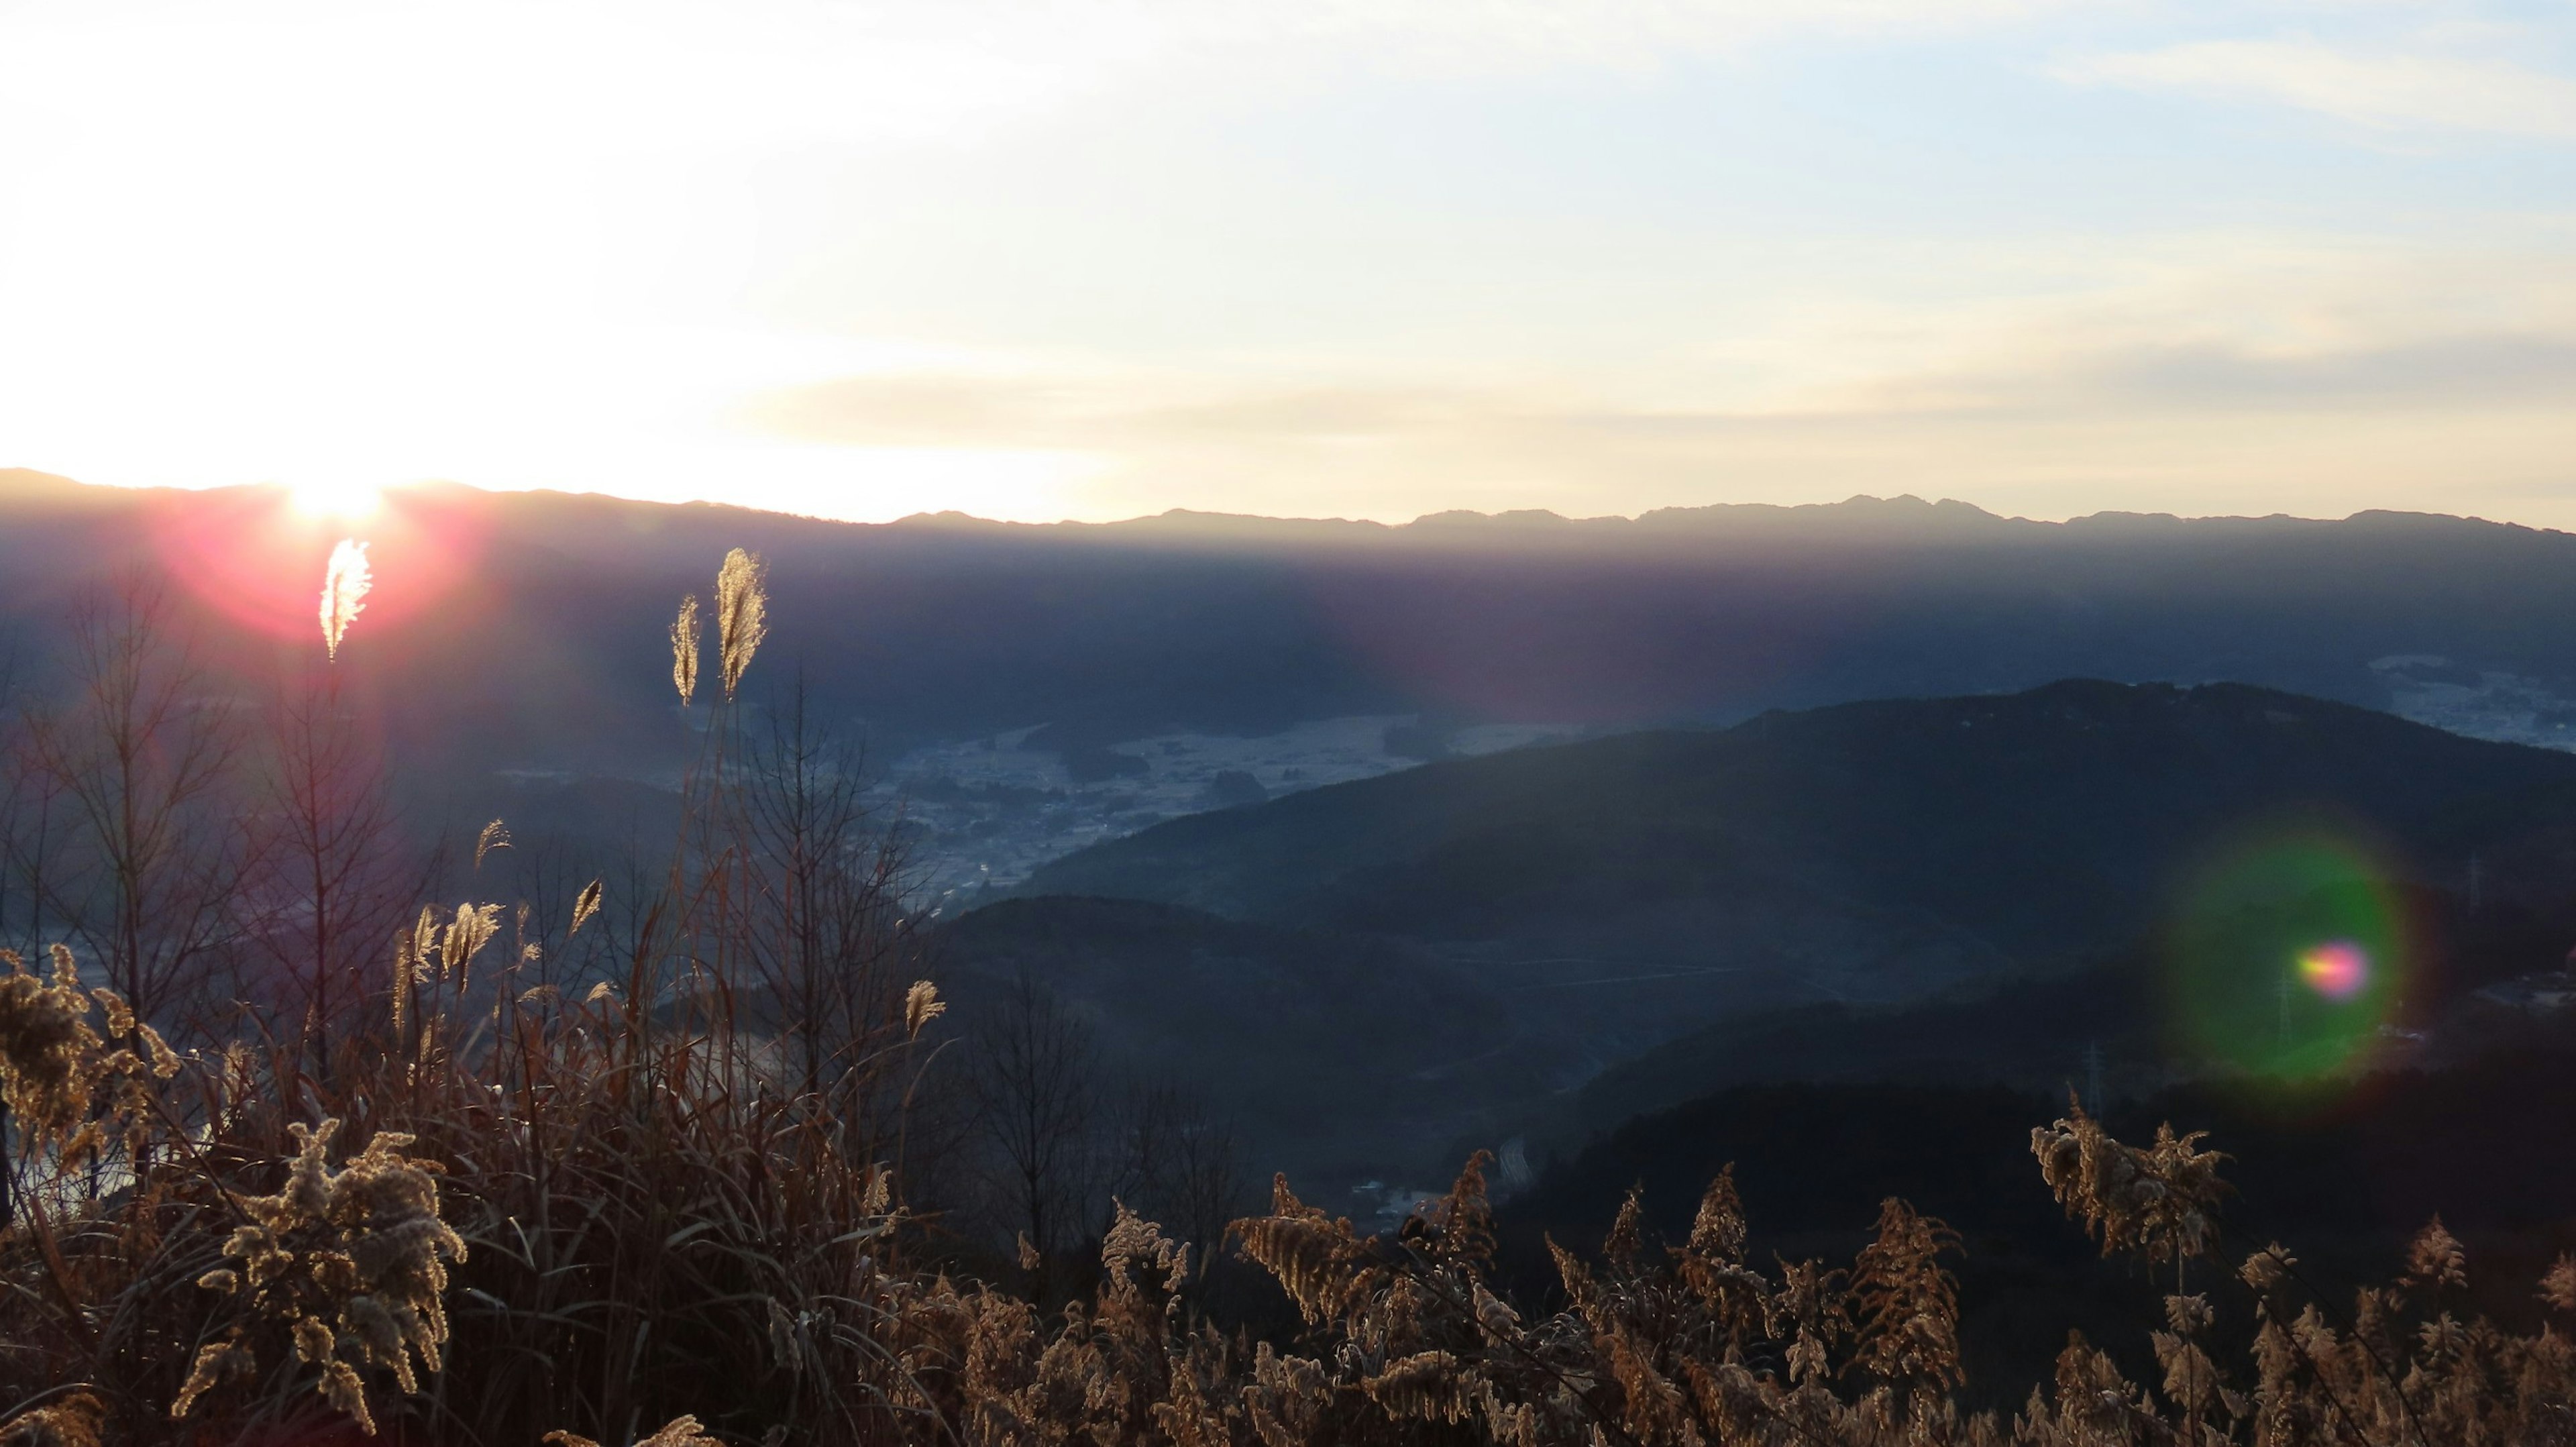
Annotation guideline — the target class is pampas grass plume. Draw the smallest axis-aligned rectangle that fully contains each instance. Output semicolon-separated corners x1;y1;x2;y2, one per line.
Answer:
714;549;767;700
671;594;700;708
320;538;372;661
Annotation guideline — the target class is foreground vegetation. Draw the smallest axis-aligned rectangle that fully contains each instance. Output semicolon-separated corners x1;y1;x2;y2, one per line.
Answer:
4;551;2576;1444
7;940;2576;1447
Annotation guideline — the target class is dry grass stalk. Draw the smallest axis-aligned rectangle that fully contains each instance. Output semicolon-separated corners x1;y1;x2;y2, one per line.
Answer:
320;537;372;661
714;547;767;700
570;877;604;937
473;818;512;870
904;979;945;1038
437;902;502;982
671;593;701;707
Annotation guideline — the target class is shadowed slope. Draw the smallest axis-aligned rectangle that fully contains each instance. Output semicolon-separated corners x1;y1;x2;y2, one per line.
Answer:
1024;680;2576;1006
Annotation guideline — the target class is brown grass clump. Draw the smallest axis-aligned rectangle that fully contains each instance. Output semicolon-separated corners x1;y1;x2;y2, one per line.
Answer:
2033;1096;2228;1283
0;947;104;1150
176;1120;466;1434
0;1389;105;1447
0;943;182;1178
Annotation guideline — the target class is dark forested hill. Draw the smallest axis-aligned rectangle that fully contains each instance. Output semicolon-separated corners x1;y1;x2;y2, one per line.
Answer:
927;896;1513;1187
946;681;2576;1190
1023;680;2576;1001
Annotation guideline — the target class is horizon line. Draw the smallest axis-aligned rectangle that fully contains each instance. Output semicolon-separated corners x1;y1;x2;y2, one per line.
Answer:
0;465;2544;538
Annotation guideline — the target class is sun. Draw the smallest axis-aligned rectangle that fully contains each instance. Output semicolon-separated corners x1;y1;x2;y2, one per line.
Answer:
288;478;386;520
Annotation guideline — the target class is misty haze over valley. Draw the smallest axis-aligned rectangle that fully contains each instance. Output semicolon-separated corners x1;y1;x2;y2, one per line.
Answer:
16;471;2576;1190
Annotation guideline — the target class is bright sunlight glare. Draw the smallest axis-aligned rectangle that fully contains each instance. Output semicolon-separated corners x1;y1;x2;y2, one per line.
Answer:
288;480;386;521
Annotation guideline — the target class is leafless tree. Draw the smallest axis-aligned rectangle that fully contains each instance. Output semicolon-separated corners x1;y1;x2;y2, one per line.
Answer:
0;650;67;961
0;651;43;1227
971;968;1101;1277
17;578;250;1025
735;678;923;1121
1113;1082;1250;1278
241;667;420;1074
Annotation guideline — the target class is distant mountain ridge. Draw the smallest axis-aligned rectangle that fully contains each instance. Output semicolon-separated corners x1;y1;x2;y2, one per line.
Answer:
11;469;2576;821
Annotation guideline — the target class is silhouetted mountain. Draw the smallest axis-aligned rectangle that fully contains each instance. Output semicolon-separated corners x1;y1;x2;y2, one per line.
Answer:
21;472;2576;795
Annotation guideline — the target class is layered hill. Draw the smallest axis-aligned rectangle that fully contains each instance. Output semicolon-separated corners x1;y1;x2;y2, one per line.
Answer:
1023;679;2576;1002
18;471;2576;788
955;681;2576;1189
928;896;1515;1187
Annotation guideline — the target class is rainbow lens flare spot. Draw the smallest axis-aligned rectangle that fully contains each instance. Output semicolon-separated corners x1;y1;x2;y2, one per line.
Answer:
2167;833;2410;1081
2296;941;2369;1001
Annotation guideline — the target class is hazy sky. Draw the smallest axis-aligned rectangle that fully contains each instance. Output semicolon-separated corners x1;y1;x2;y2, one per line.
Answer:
4;0;2575;525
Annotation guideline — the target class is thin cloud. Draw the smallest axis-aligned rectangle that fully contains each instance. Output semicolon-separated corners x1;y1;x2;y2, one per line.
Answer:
1155;0;2075;72
2057;37;2576;141
733;229;2576;524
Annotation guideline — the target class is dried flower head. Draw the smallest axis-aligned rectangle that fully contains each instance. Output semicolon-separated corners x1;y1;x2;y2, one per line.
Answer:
1365;1352;1472;1424
400;907;439;983
2406;1216;2468;1294
2541;1254;2576;1313
545;1417;722;1447
472;819;511;871
0;1388;107;1447
670;594;701;707
320;538;372;661
0;945;105;1148
714;547;767;699
904;979;945;1038
439;904;504;981
179;1120;466;1434
570;878;602;938
2240;1242;2296;1297
2033;1100;2228;1266
1851;1196;1964;1393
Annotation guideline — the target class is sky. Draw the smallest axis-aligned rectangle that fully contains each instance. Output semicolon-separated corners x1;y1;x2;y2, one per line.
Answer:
3;1;2575;527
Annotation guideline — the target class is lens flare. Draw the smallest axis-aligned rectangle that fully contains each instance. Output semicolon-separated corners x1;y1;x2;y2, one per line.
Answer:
2297;941;2369;1001
149;484;488;648
2167;830;2412;1081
